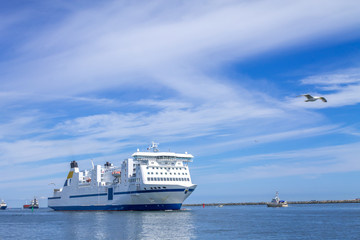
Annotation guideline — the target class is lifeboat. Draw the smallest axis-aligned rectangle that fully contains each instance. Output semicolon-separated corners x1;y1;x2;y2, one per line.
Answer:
112;170;121;177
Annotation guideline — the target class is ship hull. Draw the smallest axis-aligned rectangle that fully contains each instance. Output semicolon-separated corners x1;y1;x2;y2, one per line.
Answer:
266;203;288;207
0;206;6;210
48;185;196;211
23;206;39;209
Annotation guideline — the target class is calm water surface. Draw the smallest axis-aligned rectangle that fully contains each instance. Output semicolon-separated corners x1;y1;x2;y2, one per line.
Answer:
0;203;359;239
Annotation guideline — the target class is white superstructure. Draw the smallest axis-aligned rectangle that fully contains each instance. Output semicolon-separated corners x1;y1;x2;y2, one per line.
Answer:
48;143;197;211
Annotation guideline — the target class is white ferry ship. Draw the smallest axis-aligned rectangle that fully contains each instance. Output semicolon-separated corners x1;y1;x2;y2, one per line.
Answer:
0;200;7;210
48;143;197;211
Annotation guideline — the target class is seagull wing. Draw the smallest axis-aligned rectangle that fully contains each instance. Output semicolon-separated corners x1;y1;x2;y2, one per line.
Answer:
319;97;327;102
301;94;313;100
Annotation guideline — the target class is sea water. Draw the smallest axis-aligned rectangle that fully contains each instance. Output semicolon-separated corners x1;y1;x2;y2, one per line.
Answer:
0;203;359;239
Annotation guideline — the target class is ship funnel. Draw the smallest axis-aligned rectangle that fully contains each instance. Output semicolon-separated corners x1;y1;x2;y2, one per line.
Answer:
104;162;112;167
70;161;78;169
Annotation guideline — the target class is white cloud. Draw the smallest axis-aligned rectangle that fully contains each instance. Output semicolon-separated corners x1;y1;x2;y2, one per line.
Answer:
0;99;283;166
2;0;360;99
197;141;360;183
0;137;129;167
194;124;340;157
301;68;360;85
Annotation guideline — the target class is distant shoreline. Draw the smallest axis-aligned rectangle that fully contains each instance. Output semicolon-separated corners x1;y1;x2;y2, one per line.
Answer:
183;199;360;206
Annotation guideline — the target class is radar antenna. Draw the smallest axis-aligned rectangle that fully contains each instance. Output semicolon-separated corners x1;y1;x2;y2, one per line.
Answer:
147;141;159;152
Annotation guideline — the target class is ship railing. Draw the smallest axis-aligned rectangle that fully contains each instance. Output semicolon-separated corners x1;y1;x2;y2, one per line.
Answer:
133;157;192;162
79;182;91;186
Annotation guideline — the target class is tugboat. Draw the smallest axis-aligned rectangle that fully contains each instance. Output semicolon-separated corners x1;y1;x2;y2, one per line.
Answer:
23;197;39;209
0;200;7;210
267;192;288;207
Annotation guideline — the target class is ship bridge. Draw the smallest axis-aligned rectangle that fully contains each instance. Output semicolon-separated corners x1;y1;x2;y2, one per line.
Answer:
132;142;193;164
132;152;193;163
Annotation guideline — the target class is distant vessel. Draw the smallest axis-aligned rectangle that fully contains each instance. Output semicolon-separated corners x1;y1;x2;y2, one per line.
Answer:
48;142;197;211
23;197;39;209
267;192;288;207
0;200;7;210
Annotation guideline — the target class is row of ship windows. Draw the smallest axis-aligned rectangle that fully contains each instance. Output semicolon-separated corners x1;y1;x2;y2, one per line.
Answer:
146;167;186;170
129;178;140;183
147;177;190;182
147;187;166;190
147;172;187;175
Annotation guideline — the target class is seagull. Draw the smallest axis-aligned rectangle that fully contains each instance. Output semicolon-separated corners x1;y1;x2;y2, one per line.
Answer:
299;94;327;102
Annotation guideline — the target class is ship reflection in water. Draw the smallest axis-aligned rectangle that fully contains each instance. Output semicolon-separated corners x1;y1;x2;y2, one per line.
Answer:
1;205;359;239
65;210;195;239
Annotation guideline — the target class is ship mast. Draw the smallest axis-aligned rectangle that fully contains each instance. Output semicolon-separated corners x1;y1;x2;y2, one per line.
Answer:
147;141;159;152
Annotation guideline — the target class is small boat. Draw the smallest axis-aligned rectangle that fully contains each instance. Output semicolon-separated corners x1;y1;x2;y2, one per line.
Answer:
23;197;39;209
267;192;288;207
0;200;7;210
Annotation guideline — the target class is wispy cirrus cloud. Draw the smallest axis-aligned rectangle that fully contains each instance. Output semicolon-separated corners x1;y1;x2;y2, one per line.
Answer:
193;124;340;157
2;0;360;99
197;141;360;183
302;68;360;85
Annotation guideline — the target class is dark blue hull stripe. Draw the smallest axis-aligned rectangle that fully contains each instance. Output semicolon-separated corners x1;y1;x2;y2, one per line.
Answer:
49;203;182;211
48;197;61;200
63;188;194;199
70;193;107;199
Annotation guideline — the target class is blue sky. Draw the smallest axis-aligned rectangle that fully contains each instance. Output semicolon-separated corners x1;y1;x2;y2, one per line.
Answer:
1;0;360;207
